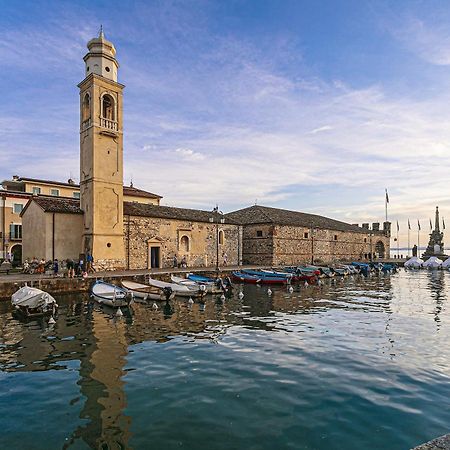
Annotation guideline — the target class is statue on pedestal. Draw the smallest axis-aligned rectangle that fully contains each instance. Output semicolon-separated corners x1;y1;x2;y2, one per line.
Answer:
422;206;447;259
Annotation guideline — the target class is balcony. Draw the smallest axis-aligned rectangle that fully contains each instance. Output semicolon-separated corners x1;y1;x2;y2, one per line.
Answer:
100;117;118;131
81;118;91;130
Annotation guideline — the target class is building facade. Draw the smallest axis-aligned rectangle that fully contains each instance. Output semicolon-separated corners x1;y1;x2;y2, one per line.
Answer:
227;206;390;265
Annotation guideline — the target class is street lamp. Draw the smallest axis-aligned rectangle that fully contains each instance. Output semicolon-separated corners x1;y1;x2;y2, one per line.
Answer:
209;206;225;272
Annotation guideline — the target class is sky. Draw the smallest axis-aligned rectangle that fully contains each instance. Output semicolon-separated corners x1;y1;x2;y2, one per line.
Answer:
1;0;450;247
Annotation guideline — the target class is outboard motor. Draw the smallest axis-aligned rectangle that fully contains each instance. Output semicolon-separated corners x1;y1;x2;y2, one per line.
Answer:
162;287;173;302
199;284;207;298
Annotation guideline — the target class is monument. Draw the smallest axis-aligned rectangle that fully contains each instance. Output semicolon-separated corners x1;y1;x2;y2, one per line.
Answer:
422;206;447;259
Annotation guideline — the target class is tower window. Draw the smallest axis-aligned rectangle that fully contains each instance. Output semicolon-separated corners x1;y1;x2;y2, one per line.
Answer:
105;67;110;72
256;230;263;237
82;93;91;122
218;230;224;245
102;94;115;121
304;232;309;238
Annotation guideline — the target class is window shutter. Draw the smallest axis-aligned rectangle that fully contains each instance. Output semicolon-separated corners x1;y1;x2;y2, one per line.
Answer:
10;224;15;239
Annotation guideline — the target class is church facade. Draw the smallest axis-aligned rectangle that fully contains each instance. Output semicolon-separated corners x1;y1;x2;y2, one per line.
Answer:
20;31;390;270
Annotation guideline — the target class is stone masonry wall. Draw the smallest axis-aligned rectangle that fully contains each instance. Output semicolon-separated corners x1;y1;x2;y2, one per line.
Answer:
240;224;275;265
272;226;390;265
124;215;240;269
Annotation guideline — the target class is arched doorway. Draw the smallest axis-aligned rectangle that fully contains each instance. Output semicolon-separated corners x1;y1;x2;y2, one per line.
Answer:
375;241;385;258
10;244;22;267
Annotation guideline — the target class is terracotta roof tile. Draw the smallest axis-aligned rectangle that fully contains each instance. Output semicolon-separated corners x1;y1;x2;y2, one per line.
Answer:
226;205;366;233
27;196;83;214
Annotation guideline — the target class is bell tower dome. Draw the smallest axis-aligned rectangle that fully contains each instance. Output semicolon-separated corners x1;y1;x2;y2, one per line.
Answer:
83;26;119;82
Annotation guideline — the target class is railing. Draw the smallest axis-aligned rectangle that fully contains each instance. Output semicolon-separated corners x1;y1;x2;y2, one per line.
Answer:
100;117;118;131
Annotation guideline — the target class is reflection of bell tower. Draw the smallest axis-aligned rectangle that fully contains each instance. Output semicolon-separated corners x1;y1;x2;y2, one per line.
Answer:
78;28;125;269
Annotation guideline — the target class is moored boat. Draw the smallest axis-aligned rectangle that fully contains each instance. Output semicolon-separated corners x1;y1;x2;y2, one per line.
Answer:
121;280;174;301
11;286;58;318
170;275;223;294
232;270;288;285
91;281;131;307
147;277;206;298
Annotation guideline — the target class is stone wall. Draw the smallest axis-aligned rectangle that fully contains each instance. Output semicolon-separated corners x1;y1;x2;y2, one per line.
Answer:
124;215;240;269
241;224;390;265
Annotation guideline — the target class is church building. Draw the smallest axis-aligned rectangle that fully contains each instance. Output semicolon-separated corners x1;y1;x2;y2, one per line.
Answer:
20;31;390;269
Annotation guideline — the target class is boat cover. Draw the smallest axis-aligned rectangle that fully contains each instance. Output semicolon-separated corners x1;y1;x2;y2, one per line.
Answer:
404;256;424;268
148;277;193;293
11;286;57;311
423;256;443;268
92;281;127;298
442;257;450;268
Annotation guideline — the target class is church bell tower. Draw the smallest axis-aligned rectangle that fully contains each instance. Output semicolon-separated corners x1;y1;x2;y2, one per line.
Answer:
78;28;125;269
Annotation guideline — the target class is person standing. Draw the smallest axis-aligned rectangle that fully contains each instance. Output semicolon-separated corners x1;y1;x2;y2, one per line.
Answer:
173;254;178;268
53;259;59;277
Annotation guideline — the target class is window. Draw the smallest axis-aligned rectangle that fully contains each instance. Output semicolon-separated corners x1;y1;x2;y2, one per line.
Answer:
13;204;23;214
73;192;80;199
304;232;309;239
105;66;110;72
32;187;41;195
218;230;224;245
51;189;60;197
334;235;338;241
256;230;263;237
9;224;22;240
82;92;91;122
180;235;190;252
102;94;115;120
364;238;367;243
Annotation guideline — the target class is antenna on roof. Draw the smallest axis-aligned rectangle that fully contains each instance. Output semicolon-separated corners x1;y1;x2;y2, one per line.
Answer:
130;175;134;188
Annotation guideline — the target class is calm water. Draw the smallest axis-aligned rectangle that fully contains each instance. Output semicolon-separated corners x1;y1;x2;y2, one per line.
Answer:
1;271;450;450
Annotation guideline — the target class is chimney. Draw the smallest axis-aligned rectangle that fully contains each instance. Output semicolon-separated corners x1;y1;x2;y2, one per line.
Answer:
68;178;74;185
12;175;19;181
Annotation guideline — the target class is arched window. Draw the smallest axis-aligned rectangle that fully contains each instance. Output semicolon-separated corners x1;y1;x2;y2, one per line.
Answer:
180;235;190;252
102;94;115;121
82;93;91;122
218;230;224;245
375;241;385;258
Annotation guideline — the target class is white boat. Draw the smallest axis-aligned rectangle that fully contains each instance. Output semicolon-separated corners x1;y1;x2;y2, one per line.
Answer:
91;281;131;307
170;275;223;294
147;277;206;298
121;280;175;301
404;256;424;269
423;256;443;269
12;286;58;318
442;257;450;269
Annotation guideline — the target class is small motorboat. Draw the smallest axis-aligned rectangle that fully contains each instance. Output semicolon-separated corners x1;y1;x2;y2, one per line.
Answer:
91;281;131;307
423;256;443;269
147;277;206;298
187;273;233;293
170;275;223;294
404;256;424;269
232;271;287;285
121;280;174;301
11;286;58;318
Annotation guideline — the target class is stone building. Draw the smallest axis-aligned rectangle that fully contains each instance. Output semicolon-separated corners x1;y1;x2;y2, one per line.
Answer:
226;205;390;265
123;203;241;269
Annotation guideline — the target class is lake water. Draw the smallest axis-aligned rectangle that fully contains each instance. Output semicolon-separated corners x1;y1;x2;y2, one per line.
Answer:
1;270;450;450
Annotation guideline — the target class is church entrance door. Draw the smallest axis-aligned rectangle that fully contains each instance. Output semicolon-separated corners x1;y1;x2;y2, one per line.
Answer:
150;246;160;268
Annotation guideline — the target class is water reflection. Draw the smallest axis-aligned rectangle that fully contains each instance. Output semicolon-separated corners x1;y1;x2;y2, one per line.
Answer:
0;271;449;449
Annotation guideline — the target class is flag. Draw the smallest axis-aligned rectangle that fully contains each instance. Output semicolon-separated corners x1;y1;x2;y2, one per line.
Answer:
408;219;411;230
443;218;446;230
396;220;399;232
385;189;389;204
430;218;433;230
418;219;421;231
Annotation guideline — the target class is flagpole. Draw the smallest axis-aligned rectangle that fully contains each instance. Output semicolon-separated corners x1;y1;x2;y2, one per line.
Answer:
385;189;388;223
397;221;399;259
417;220;420;256
408;226;410;257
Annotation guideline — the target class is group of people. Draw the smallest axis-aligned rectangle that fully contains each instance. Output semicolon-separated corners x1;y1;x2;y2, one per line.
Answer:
23;253;95;277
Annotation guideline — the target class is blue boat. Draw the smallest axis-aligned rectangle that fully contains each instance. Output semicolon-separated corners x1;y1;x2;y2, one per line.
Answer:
351;262;370;276
232;271;287;285
187;273;216;283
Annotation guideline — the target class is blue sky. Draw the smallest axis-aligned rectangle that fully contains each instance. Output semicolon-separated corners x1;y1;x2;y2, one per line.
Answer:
2;0;450;245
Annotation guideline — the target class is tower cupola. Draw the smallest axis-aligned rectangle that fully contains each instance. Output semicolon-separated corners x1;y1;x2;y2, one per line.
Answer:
83;27;119;82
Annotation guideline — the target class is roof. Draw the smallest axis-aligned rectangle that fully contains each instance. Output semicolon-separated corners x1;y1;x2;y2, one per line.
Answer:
8;177;80;188
21;196;83;217
225;205;366;233
123;185;162;199
124;202;238;224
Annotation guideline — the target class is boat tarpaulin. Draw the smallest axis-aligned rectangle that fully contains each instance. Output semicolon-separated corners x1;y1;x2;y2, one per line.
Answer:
11;286;57;311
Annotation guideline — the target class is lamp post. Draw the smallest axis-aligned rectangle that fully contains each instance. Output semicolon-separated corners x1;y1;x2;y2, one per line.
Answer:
209;206;225;272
